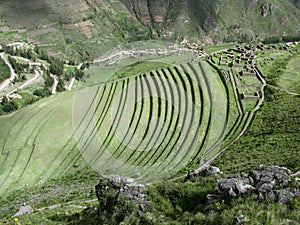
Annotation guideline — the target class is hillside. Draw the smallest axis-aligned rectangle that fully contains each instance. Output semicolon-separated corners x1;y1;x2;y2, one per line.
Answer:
122;0;300;42
0;40;299;222
1;0;300;60
0;1;300;223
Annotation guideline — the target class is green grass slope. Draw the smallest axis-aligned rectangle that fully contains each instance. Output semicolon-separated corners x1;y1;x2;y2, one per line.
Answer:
0;57;258;195
0;91;85;196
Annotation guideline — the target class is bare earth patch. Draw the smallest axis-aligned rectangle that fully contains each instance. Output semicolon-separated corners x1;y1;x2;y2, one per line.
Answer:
62;23;78;29
154;15;163;23
79;20;93;38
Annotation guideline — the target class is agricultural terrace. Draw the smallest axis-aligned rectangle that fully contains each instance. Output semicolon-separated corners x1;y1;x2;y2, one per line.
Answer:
0;43;264;195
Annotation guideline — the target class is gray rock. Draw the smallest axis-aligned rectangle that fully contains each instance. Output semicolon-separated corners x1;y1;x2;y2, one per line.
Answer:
95;176;148;216
185;165;223;181
236;214;250;225
228;187;237;197
274;188;298;204
258;183;274;193
14;205;33;217
217;176;254;198
266;190;276;200
208;166;299;205
261;3;272;17
236;182;254;195
249;165;290;189
211;166;223;175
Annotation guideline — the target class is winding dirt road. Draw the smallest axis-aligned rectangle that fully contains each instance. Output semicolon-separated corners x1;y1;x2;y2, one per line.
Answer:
0;52;17;92
6;70;42;97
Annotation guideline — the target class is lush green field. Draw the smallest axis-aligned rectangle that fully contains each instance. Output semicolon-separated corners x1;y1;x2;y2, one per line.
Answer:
0;91;88;195
0;43;298;224
277;56;300;93
0;56;259;197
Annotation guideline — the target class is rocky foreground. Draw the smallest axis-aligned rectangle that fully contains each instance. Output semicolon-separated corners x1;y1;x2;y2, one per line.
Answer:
94;165;299;223
205;165;299;207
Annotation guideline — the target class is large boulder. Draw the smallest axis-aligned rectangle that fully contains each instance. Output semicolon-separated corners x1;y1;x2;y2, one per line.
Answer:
249;165;290;190
217;174;255;199
208;166;299;207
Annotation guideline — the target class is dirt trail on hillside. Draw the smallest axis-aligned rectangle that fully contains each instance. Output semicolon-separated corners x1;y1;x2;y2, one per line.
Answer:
5;70;41;97
0;52;17;92
50;74;58;95
93;47;192;64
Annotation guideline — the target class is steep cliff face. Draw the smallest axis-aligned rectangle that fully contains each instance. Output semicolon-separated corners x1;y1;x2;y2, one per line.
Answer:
121;0;300;43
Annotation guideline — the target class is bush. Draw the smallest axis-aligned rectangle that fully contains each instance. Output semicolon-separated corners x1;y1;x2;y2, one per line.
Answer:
0;56;10;83
49;58;64;76
33;88;51;97
56;79;65;92
2;99;18;112
44;74;54;88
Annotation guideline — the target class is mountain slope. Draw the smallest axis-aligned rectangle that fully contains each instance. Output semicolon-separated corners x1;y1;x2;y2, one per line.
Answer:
0;0;300;62
122;0;300;43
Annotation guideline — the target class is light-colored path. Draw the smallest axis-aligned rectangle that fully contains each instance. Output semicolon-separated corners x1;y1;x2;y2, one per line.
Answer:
50;74;58;95
6;41;24;47
5;70;41;97
77;63;83;69
94;47;192;64
0;52;17;92
268;84;299;96
67;77;75;91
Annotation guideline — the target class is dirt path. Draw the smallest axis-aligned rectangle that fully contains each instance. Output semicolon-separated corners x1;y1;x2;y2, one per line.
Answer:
268;84;299;96
36;199;98;212
5;70;41;97
0;52;17;92
50;74;58;95
93;47;192;64
67;77;75;90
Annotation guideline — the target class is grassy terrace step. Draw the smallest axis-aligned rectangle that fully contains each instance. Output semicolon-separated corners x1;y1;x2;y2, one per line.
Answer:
0;92;78;195
198;62;228;151
181;63;211;165
0;58;261;192
156;66;201;173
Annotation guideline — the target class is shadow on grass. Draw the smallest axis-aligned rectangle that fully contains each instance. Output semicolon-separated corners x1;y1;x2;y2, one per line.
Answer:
50;207;100;225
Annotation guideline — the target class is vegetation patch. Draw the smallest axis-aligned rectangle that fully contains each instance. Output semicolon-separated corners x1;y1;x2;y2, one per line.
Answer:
111;61;170;80
0;55;10;83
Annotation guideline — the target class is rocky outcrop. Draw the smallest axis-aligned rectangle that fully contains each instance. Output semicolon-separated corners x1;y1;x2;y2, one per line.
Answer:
95;175;148;222
261;3;272;17
95;175;147;205
14;204;33;217
185;165;223;182
207;166;299;207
